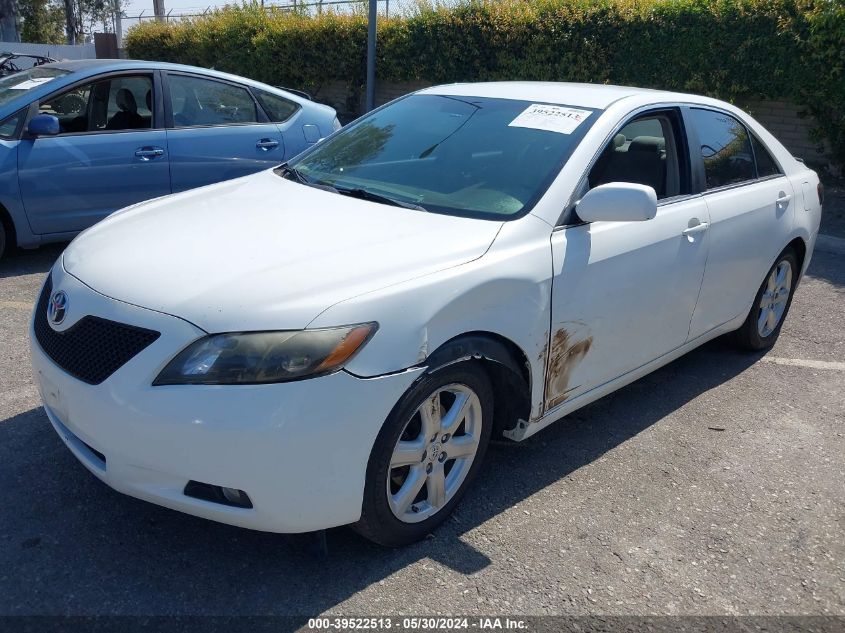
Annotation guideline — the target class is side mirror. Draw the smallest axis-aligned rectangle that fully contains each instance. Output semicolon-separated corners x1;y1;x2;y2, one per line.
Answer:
27;113;60;137
576;182;657;223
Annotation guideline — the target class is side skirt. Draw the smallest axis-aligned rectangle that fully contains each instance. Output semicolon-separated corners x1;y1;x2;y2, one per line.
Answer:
504;315;746;442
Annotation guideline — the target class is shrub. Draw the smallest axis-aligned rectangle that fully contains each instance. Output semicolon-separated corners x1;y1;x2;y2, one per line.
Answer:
125;0;844;170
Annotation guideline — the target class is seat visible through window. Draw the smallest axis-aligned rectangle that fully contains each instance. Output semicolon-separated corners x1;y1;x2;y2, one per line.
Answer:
588;115;682;200
106;89;144;130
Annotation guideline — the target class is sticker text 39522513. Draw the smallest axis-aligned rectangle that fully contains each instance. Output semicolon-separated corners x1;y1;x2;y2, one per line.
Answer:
508;104;592;135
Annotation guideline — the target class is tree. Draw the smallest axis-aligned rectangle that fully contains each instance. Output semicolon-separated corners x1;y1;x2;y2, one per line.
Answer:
20;0;65;43
61;0;121;44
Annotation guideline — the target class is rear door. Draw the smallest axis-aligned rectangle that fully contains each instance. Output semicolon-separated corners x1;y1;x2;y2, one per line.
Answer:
684;108;796;338
163;72;285;193
251;88;313;158
17;71;171;235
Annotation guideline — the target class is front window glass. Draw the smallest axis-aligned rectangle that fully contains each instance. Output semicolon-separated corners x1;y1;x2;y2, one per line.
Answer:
689;108;755;189
0;108;26;138
290;94;600;219
589;113;686;199
40;83;92;133
39;74;153;133
0;67;69;108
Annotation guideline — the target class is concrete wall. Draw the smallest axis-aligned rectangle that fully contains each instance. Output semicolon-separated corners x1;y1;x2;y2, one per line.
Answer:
314;81;833;172
741;99;828;169
0;41;97;62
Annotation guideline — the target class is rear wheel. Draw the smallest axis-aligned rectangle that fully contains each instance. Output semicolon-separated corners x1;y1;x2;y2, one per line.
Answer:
0;221;6;262
353;362;493;546
733;249;798;350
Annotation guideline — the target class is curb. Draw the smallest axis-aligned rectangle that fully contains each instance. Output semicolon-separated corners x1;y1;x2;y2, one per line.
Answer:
816;234;845;256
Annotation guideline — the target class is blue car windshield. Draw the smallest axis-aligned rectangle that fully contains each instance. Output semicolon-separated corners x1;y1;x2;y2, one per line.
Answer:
290;94;600;220
0;67;69;108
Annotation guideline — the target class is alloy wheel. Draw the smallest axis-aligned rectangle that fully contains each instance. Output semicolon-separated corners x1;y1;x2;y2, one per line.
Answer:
386;383;483;523
757;259;793;338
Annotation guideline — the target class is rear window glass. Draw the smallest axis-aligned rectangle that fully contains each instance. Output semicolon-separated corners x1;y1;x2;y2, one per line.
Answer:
689;108;755;189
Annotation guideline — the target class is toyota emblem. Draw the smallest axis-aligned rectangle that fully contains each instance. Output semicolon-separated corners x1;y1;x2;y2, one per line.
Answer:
47;290;68;326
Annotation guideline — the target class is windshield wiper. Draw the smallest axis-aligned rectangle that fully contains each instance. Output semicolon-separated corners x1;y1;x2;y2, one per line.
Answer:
275;166;426;210
274;162;309;183
335;186;427;211
274;163;341;194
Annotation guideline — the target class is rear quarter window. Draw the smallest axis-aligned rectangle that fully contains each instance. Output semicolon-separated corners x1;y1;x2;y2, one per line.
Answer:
750;134;782;178
254;89;300;123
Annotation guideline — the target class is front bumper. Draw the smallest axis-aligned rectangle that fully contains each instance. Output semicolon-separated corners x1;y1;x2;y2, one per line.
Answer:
30;263;422;532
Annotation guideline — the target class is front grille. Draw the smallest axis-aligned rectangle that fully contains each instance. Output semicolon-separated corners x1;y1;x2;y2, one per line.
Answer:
34;276;161;385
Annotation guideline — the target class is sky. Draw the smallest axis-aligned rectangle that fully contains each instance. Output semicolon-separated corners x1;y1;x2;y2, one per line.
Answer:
122;0;228;19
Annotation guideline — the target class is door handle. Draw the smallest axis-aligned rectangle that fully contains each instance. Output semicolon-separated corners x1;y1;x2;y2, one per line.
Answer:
256;138;280;151
682;221;709;238
776;192;792;205
134;146;165;161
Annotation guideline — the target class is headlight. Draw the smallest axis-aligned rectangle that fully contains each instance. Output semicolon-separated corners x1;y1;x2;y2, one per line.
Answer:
153;323;377;386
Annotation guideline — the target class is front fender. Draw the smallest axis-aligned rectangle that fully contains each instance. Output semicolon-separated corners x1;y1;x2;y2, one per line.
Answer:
309;215;555;420
0;140;37;248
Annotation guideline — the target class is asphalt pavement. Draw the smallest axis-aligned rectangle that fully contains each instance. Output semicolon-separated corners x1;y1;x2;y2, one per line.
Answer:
0;243;843;620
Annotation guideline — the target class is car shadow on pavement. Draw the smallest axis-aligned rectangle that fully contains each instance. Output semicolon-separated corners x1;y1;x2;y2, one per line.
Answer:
0;244;65;279
804;249;845;288
0;337;764;618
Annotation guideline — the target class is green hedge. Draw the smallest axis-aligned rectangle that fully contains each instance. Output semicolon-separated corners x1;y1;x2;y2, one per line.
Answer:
125;0;844;170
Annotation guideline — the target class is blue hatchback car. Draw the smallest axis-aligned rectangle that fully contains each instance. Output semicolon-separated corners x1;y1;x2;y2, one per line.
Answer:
0;60;339;259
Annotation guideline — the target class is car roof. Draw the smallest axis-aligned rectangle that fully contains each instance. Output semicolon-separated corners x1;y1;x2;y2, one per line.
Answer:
46;59;276;89
6;59;333;116
418;81;689;110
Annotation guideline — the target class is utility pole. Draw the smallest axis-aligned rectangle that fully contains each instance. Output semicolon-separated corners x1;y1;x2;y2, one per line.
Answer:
64;0;78;44
114;0;123;47
153;0;165;21
365;0;376;112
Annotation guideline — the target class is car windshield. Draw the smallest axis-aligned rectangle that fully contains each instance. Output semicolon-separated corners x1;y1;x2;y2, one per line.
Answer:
0;66;69;107
289;94;600;220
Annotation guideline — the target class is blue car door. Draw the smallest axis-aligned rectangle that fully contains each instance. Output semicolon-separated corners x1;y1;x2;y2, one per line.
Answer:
17;71;171;235
164;72;285;193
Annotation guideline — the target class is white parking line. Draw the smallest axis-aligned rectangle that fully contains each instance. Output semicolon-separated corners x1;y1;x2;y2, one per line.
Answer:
0;300;33;310
761;356;845;371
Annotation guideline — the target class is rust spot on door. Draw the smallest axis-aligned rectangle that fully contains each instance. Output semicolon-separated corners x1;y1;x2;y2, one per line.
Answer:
544;326;592;411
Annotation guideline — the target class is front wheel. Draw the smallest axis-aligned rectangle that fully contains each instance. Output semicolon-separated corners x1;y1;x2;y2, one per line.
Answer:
353;362;493;546
733;248;799;351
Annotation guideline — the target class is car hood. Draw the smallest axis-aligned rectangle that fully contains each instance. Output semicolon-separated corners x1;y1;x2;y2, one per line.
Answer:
62;170;503;333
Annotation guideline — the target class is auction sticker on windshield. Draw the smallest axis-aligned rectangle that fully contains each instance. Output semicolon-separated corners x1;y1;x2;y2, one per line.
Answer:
10;77;55;90
508;104;592;135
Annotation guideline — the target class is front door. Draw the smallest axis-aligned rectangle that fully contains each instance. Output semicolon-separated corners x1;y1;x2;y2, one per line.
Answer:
18;72;170;235
545;109;710;412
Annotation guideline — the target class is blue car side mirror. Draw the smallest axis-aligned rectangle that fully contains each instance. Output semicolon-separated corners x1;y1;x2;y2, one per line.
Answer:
27;113;60;137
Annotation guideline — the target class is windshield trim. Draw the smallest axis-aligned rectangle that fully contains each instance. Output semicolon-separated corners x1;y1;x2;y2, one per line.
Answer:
288;94;602;222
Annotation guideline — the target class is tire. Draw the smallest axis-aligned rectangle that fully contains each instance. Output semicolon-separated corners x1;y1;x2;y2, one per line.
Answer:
733;248;799;351
353;361;493;547
0;221;6;262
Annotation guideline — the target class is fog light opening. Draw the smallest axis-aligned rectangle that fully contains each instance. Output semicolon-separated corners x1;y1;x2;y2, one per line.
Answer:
183;480;253;508
221;487;250;506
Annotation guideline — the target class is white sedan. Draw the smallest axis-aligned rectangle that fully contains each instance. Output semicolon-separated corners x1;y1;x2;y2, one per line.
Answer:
30;82;822;546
